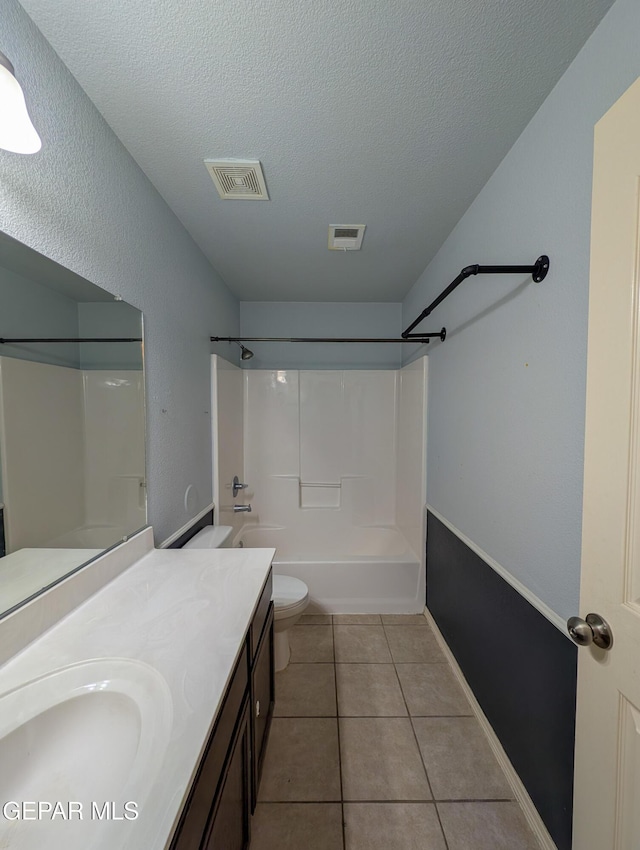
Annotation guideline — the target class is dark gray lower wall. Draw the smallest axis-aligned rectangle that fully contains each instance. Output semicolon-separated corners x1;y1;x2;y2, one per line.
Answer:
426;511;577;850
168;509;214;549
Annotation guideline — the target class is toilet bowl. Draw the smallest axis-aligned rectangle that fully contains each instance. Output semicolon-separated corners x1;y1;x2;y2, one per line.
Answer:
272;575;309;671
183;525;309;671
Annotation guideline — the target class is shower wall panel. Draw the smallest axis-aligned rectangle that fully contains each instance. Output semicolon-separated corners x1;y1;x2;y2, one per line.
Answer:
244;369;300;480
82;369;146;535
243;363;425;546
299;371;345;486
0;356;85;551
395;357;428;560
212;356;245;534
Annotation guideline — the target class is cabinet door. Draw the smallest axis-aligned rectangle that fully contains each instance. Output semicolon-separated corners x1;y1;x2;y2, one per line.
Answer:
204;700;251;850
170;645;249;850
251;603;275;810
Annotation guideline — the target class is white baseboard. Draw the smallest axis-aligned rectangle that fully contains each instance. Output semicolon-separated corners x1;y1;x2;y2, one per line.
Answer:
423;606;558;850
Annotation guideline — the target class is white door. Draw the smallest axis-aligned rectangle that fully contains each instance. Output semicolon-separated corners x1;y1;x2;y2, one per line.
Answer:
573;75;640;849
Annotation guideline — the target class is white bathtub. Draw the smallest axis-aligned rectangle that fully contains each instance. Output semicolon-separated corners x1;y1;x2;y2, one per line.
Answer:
236;524;424;614
46;524;130;548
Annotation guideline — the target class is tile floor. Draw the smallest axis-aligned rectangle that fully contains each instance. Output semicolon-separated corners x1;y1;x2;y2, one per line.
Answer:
251;613;541;850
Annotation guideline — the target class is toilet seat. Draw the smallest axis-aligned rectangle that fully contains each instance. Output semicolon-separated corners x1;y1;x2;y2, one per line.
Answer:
273;575;309;620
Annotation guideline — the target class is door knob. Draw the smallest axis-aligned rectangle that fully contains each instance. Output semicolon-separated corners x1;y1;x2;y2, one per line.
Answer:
566;613;613;650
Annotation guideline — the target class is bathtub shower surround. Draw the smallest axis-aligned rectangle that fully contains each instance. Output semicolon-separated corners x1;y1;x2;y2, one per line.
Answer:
234;359;428;613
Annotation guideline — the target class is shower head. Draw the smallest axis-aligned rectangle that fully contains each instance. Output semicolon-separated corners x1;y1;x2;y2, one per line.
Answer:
232;340;254;360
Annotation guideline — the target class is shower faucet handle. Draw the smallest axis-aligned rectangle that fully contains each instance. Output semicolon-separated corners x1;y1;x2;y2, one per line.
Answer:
232;475;248;498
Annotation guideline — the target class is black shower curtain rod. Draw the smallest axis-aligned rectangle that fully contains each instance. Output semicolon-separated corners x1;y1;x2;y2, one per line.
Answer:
402;255;550;338
212;332;447;344
0;337;142;343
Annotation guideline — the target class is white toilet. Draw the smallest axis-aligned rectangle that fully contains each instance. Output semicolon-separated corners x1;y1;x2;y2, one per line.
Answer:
184;525;309;671
184;524;234;548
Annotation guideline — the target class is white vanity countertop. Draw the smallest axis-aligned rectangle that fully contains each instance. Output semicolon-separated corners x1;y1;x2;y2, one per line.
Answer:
0;545;275;850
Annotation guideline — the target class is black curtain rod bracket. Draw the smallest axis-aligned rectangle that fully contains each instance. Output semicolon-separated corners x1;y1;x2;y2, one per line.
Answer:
402;254;549;338
402;327;447;342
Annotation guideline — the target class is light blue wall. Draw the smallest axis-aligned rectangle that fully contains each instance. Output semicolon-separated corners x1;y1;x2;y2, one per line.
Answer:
0;0;239;542
240;302;413;369
0;266;143;370
78;302;143;371
0;263;80;368
403;0;640;620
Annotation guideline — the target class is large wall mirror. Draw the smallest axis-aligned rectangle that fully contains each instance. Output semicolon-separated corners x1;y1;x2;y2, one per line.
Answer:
0;231;146;618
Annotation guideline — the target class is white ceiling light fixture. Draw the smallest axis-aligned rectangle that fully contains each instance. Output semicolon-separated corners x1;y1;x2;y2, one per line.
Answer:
204;159;269;200
328;225;366;251
0;51;41;155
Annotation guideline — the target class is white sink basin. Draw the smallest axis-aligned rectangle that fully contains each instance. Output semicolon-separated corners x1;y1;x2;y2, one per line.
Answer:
0;659;173;850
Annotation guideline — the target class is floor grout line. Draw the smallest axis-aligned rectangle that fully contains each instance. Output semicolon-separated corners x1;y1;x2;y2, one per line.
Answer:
291;659;389;664
391;658;432;795
273;713;475;718
299;619;433;625
258;797;515;805
288;660;336;664
331;621;347;850
391;654;451;850
288;660;450;665
434;798;515;804
258;799;342;804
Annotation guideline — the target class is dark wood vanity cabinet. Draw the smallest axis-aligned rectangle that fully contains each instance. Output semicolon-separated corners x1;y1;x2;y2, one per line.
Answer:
203;700;251;850
171;571;274;850
250;603;275;811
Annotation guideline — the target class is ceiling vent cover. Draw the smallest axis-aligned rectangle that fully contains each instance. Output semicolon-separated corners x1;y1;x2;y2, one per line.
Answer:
204;159;269;200
328;224;366;250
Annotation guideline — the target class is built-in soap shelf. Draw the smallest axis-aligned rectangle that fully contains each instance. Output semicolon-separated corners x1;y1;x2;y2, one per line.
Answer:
299;481;341;509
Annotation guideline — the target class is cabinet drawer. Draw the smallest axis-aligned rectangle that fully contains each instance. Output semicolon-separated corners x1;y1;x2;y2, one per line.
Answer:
250;570;272;658
170;642;249;850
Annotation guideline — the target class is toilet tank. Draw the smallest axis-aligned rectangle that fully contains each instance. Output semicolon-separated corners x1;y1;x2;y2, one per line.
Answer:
183;525;233;549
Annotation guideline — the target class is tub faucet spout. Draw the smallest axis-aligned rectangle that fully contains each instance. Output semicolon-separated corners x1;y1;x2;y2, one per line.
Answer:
234;504;252;513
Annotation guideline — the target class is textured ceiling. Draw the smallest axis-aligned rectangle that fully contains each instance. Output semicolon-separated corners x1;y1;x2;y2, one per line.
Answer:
20;0;613;302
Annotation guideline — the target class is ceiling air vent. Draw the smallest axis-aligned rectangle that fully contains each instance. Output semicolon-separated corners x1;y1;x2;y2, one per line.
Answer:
328;224;366;250
204;159;269;200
